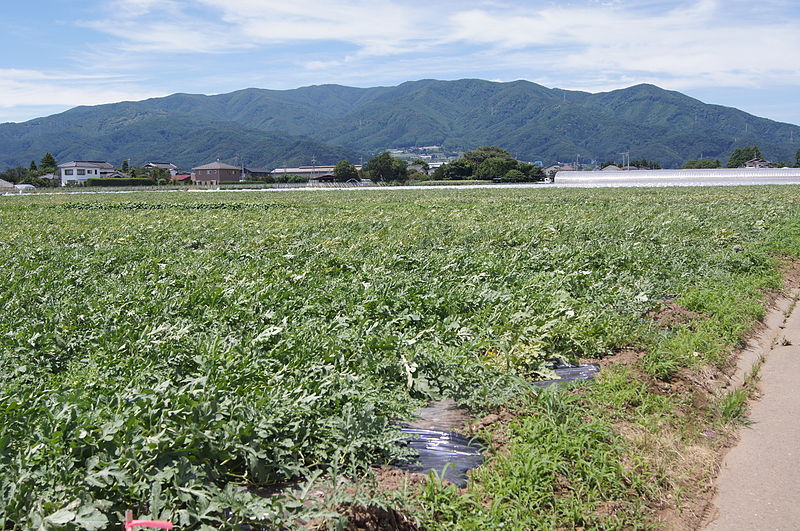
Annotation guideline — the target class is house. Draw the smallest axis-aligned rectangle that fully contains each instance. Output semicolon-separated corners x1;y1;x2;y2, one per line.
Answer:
104;171;133;179
243;167;270;179
192;161;242;184
744;158;773;168
0;178;14;190
144;162;179;176
170;173;192;185
57;161;115;186
408;164;430;175
602;164;622;171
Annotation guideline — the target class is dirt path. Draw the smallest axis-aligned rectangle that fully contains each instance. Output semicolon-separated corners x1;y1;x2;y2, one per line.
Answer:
702;288;800;530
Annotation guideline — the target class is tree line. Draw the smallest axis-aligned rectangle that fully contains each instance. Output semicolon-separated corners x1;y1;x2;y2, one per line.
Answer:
336;146;546;184
683;146;800;169
0;153;59;187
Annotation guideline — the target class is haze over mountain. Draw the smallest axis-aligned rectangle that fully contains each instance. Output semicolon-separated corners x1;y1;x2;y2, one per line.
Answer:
1;79;798;170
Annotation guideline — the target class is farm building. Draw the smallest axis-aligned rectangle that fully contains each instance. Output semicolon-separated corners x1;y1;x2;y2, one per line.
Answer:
270;165;363;181
555;167;800;186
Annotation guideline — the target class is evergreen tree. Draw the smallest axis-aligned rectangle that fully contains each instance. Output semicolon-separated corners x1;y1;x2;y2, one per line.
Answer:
40;152;56;168
29;161;37;171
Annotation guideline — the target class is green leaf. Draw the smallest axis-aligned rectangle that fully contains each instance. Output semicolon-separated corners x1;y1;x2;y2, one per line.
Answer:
45;508;76;525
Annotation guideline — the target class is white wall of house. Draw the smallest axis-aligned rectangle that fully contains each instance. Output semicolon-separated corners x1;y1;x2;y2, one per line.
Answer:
58;163;115;186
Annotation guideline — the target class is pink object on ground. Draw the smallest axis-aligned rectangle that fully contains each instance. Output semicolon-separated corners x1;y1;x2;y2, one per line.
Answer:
124;510;173;530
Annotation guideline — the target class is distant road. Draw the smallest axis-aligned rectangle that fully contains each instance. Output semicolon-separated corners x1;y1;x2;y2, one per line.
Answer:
4;175;800;198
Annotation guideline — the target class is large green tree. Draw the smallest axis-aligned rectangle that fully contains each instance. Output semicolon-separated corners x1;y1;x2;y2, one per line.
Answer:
475;156;517;180
433;159;473;180
727;145;762;168
365;152;408;182
796;150;800;168
333;160;359;182
463;146;514;166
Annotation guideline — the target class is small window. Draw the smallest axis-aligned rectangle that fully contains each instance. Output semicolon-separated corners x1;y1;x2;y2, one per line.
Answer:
77;169;86;175
65;169;74;175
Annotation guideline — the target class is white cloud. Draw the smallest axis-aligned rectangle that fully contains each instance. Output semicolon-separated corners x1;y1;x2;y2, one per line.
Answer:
4;0;800;122
0;69;163;110
84;0;800;92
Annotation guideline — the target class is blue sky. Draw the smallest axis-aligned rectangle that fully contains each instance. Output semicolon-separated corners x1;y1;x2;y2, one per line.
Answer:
2;0;799;125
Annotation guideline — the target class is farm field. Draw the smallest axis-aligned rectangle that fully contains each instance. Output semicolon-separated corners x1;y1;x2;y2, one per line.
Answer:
1;187;800;529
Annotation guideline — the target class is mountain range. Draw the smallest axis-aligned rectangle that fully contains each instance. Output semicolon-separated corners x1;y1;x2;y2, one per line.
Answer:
1;79;799;170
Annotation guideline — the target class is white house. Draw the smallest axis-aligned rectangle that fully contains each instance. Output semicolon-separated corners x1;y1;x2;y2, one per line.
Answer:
57;161;115;186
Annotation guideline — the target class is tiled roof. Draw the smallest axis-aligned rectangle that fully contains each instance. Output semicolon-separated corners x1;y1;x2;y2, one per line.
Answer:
192;161;240;170
57;161;114;169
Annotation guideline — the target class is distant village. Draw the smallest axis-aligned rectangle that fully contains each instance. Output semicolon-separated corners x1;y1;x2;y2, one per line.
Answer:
1;144;799;191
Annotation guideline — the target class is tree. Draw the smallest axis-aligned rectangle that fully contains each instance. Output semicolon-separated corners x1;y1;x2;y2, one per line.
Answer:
475;156;517;180
796;150;800;168
683;159;721;169
29;160;37;171
365;152;407;182
518;162;545;181
630;159;661;169
463;146;514;166
502;169;525;182
121;160;129;173
333;160;359;182
0;167;28;184
727;145;762;168
433;159;473;180
40;152;56;169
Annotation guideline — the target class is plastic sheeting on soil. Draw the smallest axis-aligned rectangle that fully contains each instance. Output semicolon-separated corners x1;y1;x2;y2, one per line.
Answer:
395;427;484;487
395;364;601;486
530;363;601;387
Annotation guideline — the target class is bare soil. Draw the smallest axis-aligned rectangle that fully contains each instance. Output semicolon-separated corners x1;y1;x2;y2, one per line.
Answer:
333;503;421;531
649;301;709;329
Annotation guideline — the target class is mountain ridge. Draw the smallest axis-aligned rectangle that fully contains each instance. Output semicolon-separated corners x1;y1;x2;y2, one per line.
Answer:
1;79;798;170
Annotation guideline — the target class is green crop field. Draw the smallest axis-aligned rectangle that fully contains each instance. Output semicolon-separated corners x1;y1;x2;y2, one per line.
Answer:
1;187;799;529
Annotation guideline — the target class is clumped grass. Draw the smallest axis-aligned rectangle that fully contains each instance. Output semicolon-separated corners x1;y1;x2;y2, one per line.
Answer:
715;389;751;425
1;186;799;527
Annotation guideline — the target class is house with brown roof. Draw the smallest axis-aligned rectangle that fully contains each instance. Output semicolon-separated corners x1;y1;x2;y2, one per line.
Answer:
191;161;242;184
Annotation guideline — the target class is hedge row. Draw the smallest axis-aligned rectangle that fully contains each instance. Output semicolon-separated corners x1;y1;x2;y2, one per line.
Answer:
87;178;155;187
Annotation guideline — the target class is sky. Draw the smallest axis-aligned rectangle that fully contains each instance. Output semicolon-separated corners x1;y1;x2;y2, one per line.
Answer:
1;0;799;124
